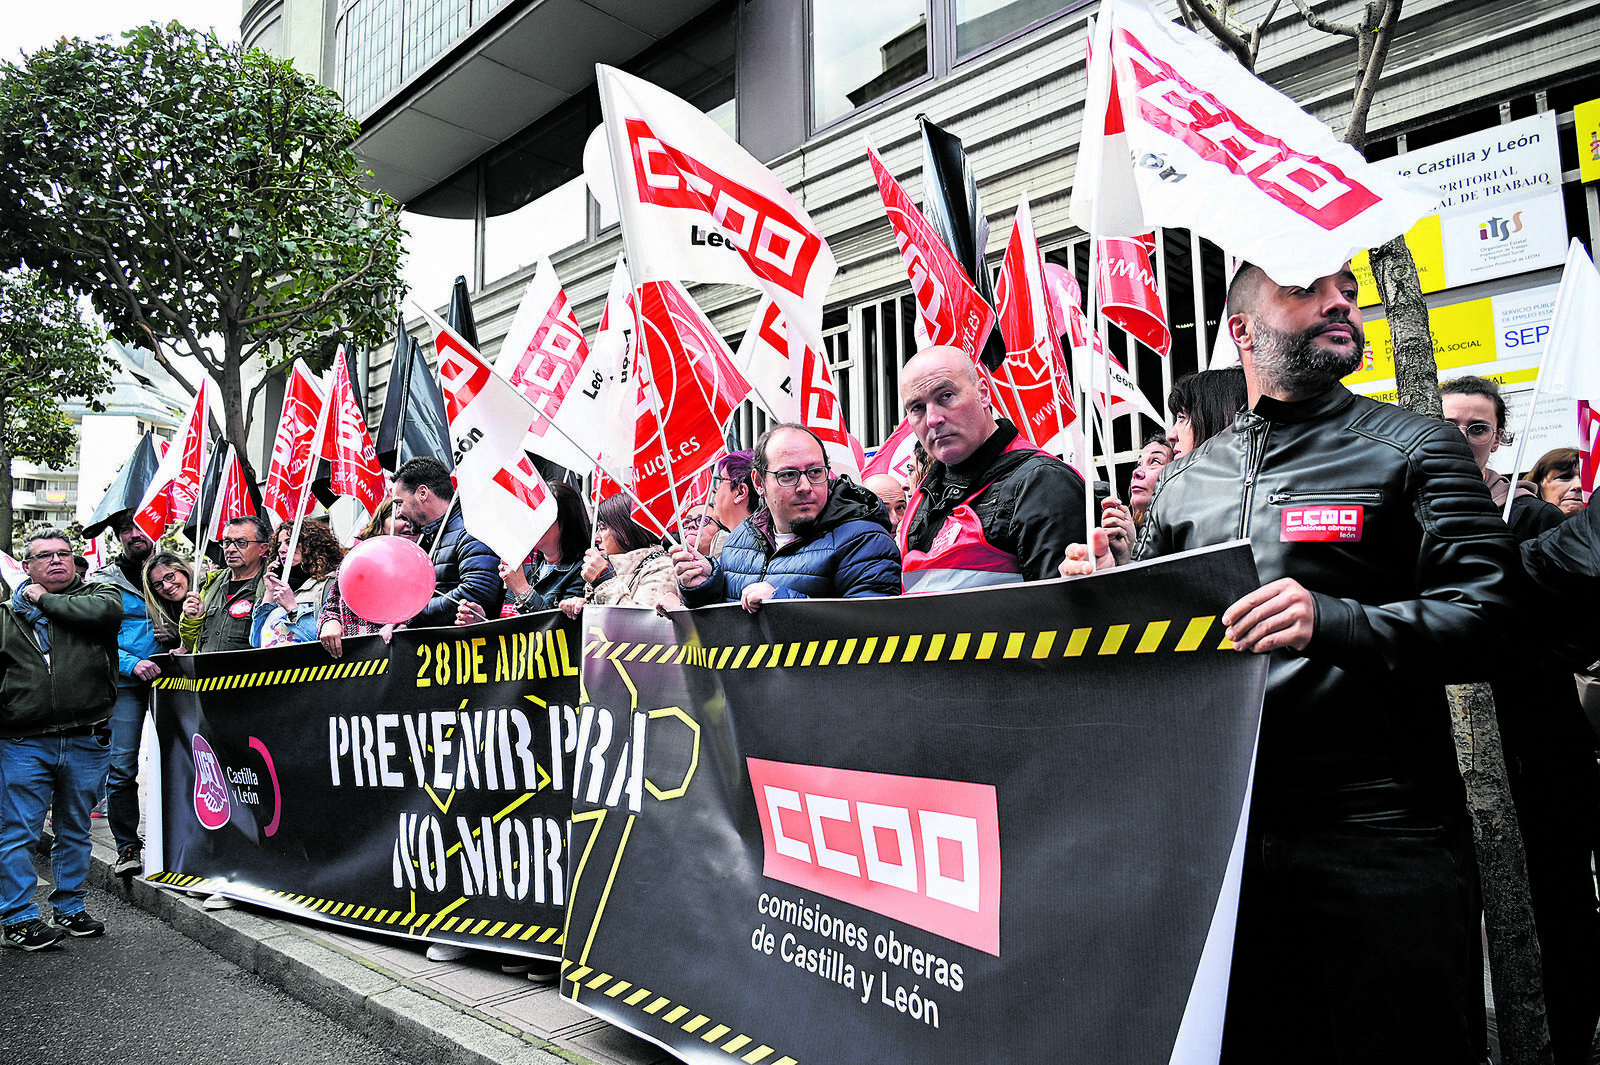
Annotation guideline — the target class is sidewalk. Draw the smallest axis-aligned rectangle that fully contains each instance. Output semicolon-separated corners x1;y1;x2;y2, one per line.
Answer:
81;815;674;1065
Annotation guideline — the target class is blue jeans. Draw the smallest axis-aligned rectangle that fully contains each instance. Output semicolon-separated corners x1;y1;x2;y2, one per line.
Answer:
0;731;110;923
106;686;147;853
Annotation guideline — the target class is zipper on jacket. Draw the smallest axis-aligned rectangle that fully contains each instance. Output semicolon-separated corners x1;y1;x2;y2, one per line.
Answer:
1239;415;1270;540
1265;489;1384;505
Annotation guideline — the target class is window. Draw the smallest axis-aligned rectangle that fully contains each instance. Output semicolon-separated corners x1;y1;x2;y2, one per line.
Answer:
812;0;930;128
954;0;1067;58
809;1;1079;130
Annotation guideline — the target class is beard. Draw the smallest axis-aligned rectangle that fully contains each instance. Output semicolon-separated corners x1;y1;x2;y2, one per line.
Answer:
790;514;821;539
1250;318;1364;396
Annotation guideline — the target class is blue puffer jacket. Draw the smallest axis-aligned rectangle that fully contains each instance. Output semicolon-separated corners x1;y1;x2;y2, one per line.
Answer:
683;478;903;605
413;507;505;627
90;561;162;688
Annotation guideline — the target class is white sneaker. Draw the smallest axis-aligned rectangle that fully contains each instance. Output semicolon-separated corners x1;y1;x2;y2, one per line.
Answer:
201;893;236;911
426;942;472;962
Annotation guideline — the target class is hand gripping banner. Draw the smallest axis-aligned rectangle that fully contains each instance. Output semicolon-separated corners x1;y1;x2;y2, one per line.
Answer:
562;544;1266;1064
147;611;581;958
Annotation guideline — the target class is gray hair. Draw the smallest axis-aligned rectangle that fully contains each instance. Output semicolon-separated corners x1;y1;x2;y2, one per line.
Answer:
24;526;76;559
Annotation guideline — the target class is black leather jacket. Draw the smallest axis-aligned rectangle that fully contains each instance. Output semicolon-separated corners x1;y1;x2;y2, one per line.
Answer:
1135;384;1519;822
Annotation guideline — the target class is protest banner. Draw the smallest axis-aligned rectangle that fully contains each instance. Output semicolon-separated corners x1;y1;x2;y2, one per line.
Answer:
146;611;581;957
563;544;1266;1064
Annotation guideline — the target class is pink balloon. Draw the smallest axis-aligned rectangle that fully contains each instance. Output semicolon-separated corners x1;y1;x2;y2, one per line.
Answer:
339;536;436;624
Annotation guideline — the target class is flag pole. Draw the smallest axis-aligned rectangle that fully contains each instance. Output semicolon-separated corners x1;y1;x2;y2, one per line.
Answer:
597;71;687;548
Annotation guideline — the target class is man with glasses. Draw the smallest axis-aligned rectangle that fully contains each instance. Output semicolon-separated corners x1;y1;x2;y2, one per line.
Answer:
685;450;759;558
897;345;1086;592
180;515;273;654
673;424;901;613
0;528;123;950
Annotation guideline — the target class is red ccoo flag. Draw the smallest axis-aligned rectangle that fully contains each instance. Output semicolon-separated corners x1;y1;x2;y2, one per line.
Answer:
994;193;1078;453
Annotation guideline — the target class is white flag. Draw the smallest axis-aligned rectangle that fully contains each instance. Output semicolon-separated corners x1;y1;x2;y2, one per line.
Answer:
1069;14;1145;237
1079;0;1436;287
596;65;836;351
736;298;861;479
495;257;606;473
1538;239;1600;401
417;305;556;566
594;255;639;485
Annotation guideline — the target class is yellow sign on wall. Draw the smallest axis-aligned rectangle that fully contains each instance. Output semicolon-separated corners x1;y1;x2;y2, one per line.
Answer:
1578;98;1600;183
1344;294;1497;386
1351;213;1445;307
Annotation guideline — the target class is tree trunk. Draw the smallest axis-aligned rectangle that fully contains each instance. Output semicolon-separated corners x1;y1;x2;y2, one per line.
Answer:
1368;235;1442;418
0;397;12;556
1449;683;1554;1065
221;326;255;487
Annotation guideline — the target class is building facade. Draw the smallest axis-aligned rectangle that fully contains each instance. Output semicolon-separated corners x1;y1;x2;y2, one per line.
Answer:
12;340;186;531
245;0;1600;478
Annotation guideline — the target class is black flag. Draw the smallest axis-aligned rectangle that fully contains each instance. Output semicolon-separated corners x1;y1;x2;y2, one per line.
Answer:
448;275;479;349
919;115;1006;370
82;431;163;539
374;316;451;472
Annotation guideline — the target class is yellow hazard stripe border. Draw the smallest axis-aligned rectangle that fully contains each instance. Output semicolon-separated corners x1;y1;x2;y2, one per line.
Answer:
152;658;389;691
607;614;1231;672
560;961;797;1065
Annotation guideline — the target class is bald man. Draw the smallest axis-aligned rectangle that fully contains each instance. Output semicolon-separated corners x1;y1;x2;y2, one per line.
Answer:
896;345;1086;592
863;474;908;531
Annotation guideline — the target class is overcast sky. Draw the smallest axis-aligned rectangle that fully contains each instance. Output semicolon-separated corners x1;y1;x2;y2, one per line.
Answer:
0;2;239;59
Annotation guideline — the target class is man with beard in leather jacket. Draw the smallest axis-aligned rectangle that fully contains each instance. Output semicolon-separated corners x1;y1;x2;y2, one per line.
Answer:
1064;262;1518;1064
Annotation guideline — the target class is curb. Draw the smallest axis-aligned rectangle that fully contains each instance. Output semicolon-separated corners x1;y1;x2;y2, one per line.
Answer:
74;833;591;1065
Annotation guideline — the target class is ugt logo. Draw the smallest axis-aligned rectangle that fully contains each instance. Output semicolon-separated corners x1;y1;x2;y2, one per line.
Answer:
1478;212;1525;242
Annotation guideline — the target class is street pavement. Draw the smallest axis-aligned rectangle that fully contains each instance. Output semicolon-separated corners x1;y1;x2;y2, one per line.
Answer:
5;817;675;1065
0;850;407;1065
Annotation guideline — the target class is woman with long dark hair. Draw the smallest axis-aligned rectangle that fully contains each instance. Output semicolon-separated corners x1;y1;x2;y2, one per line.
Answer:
558;493;675;616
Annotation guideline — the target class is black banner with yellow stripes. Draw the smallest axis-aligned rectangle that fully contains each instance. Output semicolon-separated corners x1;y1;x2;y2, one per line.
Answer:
563;544;1267;1065
148;610;580;957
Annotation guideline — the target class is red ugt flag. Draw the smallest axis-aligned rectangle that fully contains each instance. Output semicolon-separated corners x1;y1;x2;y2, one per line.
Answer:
631;281;751;533
994;193;1077;453
206;444;258;541
320;349;386;517
868;143;995;361
263;362;326;522
134;377;216;542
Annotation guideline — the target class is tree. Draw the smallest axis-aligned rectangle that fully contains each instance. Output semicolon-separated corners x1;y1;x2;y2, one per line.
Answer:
0;22;406;483
0;270;114;554
1177;3;1554;1060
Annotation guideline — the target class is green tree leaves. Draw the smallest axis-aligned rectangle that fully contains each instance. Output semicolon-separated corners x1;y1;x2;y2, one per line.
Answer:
0;22;407;477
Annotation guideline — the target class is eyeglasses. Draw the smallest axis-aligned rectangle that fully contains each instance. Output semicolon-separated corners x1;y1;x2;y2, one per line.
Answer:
766;466;829;488
219;538;265;549
681;515;717;529
153;572;186;587
27;550;74;562
1455;421;1497;440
